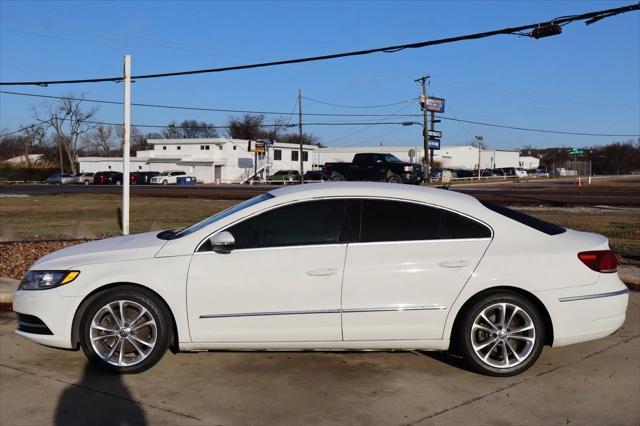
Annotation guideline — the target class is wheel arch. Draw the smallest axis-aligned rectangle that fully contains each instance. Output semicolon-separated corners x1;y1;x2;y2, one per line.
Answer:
448;286;554;349
71;282;180;353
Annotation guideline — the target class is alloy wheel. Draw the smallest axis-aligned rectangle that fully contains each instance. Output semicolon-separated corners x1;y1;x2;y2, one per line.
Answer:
89;300;158;367
470;302;536;369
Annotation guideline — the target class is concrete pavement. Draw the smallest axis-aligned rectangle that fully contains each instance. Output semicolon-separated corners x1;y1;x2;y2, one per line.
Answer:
0;293;638;425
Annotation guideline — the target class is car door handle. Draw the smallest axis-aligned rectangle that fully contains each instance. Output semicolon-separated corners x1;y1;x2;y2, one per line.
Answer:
306;268;338;277
438;260;470;268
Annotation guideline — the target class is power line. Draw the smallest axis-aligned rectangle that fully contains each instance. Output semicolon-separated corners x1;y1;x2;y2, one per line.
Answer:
302;96;416;109
0;90;421;117
1;91;637;138
0;4;637;86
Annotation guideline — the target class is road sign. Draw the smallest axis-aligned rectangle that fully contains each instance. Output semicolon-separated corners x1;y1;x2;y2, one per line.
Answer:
249;141;266;153
428;137;441;150
427;130;442;138
568;148;584;155
426;96;445;113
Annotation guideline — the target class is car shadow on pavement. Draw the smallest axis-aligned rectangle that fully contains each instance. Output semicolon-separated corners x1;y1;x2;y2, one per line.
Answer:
419;350;476;373
54;363;147;426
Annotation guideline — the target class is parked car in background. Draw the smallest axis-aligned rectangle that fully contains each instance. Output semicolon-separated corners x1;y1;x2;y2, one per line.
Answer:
268;170;301;183
14;182;628;375
527;166;550;178
303;169;327;182
131;171;161;185
94;171;123;185
71;172;95;185
46;173;75;185
323;153;424;184
494;167;528;178
453;169;476;179
150;171;187;185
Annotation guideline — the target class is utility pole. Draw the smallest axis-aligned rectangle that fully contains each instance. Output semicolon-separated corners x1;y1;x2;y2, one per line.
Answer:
415;75;430;183
298;89;304;184
122;54;131;236
475;135;484;180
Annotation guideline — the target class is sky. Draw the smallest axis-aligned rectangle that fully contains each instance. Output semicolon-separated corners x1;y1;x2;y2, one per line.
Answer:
0;0;639;150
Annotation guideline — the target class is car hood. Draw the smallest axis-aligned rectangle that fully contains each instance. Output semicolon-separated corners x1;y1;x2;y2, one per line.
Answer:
31;231;167;270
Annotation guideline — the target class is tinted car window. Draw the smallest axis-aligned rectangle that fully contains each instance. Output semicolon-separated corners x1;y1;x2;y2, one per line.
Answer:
480;200;566;235
360;199;491;242
228;199;347;249
440;209;492;239
360;200;441;242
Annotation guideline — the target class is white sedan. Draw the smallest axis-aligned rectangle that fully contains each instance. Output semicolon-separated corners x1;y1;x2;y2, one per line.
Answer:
13;183;628;375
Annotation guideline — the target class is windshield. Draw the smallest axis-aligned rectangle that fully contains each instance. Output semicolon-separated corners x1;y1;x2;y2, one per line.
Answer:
383;154;402;163
165;192;275;239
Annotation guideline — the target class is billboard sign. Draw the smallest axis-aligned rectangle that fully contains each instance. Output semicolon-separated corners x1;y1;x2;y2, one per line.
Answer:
426;96;445;113
428;137;441;150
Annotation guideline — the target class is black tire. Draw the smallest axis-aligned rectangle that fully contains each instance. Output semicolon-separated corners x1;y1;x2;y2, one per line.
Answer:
387;174;402;184
79;286;172;374
457;290;545;376
115;180;122;186
162;179;168;185
83;180;90;185
331;173;345;182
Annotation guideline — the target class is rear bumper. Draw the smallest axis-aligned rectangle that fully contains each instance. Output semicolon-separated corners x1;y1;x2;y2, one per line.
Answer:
536;274;629;347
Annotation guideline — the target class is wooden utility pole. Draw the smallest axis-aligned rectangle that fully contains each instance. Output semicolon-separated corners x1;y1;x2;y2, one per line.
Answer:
298;89;304;183
415;75;430;182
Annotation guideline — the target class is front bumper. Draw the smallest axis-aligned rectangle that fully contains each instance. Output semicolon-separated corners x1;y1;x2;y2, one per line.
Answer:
536;274;629;347
401;173;424;184
12;288;80;349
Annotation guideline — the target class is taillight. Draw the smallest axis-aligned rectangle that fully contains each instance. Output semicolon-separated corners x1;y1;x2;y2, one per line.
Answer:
130;174;136;183
578;250;617;273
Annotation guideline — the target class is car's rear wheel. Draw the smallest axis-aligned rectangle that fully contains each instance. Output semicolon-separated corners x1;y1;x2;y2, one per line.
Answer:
83;180;90;185
80;287;171;374
162;179;168;185
457;291;545;376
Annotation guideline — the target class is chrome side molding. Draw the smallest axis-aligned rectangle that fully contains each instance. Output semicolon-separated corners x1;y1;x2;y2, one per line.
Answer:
200;305;447;319
559;288;629;303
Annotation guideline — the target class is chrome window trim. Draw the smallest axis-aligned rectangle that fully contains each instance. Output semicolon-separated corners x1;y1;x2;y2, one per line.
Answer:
199;305;447;319
196;195;494;252
558;288;629;302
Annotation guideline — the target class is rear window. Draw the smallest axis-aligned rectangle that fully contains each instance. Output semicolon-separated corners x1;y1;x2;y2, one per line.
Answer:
480;201;566;235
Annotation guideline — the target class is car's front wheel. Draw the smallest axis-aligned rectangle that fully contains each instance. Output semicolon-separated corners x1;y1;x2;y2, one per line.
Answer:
457;291;545;376
80;287;171;374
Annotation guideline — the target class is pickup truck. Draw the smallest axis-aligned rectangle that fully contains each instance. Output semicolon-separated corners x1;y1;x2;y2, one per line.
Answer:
322;153;424;184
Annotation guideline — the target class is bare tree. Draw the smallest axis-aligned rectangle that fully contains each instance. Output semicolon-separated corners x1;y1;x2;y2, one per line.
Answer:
84;125;113;156
21;125;45;167
115;125;143;155
177;120;219;138
34;96;98;174
226;114;295;141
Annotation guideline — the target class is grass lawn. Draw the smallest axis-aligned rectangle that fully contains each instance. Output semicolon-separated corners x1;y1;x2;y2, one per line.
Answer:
0;194;236;238
1;194;638;257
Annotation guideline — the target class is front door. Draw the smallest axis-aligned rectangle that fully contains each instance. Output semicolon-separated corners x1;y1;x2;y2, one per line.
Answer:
341;199;492;341
187;199;350;343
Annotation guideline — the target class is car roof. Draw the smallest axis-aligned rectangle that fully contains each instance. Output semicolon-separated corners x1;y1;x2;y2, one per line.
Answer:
269;182;479;210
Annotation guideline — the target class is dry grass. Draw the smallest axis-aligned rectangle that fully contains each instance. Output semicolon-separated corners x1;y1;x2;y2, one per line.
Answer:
0;194;236;238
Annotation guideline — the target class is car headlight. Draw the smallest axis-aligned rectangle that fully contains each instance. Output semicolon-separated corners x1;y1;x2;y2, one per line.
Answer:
18;270;80;291
403;165;413;172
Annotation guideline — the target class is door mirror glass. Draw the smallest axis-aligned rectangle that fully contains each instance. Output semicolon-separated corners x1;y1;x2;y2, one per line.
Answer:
209;231;235;253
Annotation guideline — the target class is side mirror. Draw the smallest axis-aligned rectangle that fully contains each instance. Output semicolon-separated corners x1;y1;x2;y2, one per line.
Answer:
209;231;235;254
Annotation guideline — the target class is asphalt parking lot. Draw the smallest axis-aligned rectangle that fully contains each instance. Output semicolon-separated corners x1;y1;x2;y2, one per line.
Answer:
0;292;638;426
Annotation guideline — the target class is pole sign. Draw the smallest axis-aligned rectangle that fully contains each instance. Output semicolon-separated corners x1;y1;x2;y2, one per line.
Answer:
568;148;583;155
249;141;266;153
427;130;442;138
426;96;445;113
428;137;441;150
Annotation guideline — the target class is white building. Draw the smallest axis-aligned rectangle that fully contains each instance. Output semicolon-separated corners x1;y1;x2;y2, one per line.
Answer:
79;138;531;183
80;138;317;183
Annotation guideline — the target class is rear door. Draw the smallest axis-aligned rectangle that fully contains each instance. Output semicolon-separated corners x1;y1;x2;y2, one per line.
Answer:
341;199;492;341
